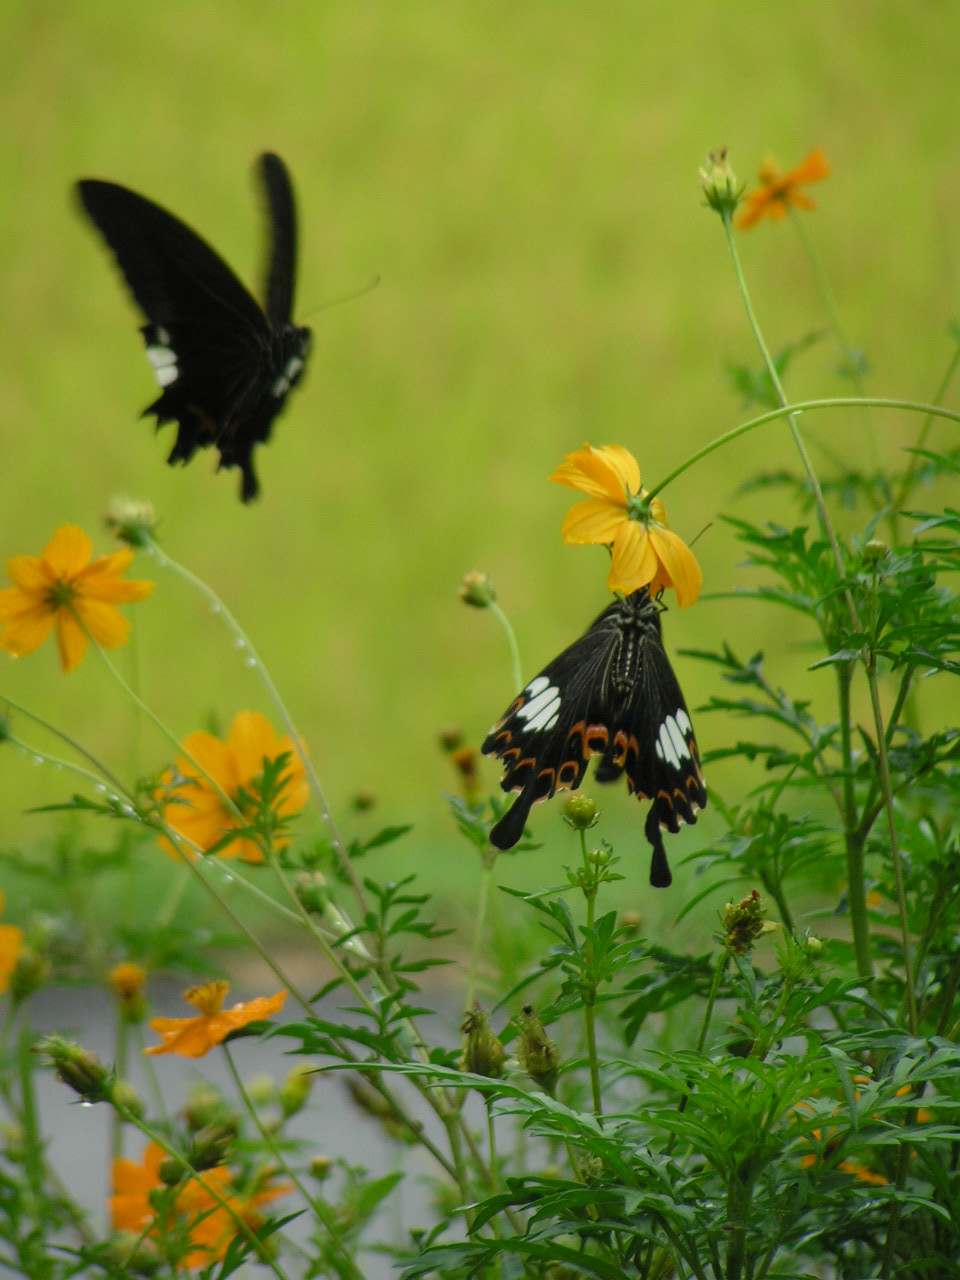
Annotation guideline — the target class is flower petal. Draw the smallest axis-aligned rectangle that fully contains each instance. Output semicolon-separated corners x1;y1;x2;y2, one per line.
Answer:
0;597;57;657
5;555;54;594
72;598;132;649
54;610;89;672
559;497;628;545
649;526;703;607
41;525;93;578
551;443;640;503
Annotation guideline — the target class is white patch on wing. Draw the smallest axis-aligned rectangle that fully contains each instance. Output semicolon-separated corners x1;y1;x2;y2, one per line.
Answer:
655;712;692;769
272;355;304;398
145;343;178;388
517;676;561;733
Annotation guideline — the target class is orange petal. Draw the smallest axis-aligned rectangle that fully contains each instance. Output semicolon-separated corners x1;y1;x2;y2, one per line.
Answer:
551;444;640;503
228;711;282;781
607;522;657;594
789;148;830;184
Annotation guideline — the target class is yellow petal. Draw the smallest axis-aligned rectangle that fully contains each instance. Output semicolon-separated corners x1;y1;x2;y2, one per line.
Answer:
560;497;628;545
649;526;703;607
5;555;53;594
42;525;92;578
228;711;282;781
0;599;56;656
551;443;640;504
54;610;89;672
72;598;131;649
607;522;658;594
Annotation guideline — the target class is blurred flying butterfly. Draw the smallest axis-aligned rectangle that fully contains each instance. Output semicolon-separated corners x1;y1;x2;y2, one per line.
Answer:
482;587;706;886
76;152;312;501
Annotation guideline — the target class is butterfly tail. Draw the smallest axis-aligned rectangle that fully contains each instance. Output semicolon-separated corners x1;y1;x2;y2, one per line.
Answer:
489;793;535;850
644;808;673;888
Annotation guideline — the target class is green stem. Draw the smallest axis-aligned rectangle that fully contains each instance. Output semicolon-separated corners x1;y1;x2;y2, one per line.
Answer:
223;1045;364;1280
145;538;367;911
697;950;730;1056
579;834;603;1122
892;330;960;512
114;1105;293;1280
788;206;882;479
648;397;960;500
0;694;131;800
464;847;497;1012
488;600;523;693
836;663;873;980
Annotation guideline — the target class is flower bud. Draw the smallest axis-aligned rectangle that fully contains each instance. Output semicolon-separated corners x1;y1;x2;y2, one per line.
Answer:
294;870;328;914
111;1079;145;1119
187;1119;238;1171
183;1082;229;1132
721;889;777;955
563;794;598;831
862;539;888;564
280;1065;314;1117
310;1154;333;1181
516;1005;559;1095
699;149;741;216
37;1036;112;1103
10;948;50;1003
104;1232;162;1275
459;571;496;609
109;962;148;1023
157;1159;182;1189
459;1004;504;1079
104;496;157;549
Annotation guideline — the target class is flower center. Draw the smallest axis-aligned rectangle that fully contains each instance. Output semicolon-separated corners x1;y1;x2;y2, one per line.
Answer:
46;579;78;609
184;980;229;1015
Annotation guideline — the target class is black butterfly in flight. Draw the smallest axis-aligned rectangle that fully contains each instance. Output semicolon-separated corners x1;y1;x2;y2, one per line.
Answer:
482;587;706;887
76;153;311;501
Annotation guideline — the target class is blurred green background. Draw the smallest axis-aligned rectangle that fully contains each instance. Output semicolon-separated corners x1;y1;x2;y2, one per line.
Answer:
2;3;958;922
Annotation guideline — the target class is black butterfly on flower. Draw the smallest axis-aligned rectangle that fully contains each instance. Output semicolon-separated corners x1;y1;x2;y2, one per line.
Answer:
76;152;311;501
482;587;706;886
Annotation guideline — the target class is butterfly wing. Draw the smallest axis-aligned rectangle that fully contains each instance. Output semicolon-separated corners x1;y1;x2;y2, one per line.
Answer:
76;155;311;501
482;590;706;886
482;600;626;851
259;152;298;331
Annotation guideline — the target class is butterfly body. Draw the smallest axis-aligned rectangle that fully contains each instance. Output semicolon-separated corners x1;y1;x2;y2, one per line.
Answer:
77;153;311;501
482;589;706;885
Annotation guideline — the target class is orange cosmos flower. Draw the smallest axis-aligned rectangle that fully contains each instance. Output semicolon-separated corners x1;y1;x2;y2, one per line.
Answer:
0;524;153;673
0;891;24;995
159;710;308;863
736;148;830;230
110;1141;288;1269
550;444;702;606
145;981;288;1058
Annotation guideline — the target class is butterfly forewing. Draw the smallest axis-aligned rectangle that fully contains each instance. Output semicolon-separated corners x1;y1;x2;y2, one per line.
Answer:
76;153;311;501
482;589;706;885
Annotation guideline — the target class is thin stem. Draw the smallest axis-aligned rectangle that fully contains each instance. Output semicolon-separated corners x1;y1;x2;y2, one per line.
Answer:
696;950;730;1056
0;694;131;800
464;847;497;1011
579;834;603;1122
114;1105;293;1280
648;397;960;501
145;538;367;911
893;331;960;512
836;662;873;980
222;1045;364;1280
488;600;523;693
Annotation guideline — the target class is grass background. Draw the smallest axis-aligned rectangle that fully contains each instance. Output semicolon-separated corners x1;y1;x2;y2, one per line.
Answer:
1;3;958;929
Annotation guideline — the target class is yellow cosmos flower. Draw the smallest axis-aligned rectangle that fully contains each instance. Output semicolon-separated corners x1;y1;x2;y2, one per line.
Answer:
0;524;154;673
550;444;702;606
145;981;288;1058
736;148;830;230
0;891;24;996
159;711;308;863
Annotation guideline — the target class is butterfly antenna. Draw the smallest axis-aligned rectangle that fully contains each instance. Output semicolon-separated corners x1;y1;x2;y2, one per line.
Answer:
301;274;381;320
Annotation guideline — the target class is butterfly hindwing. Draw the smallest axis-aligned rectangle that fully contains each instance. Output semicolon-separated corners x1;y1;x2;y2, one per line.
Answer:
76;153;312;501
482;589;706;885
